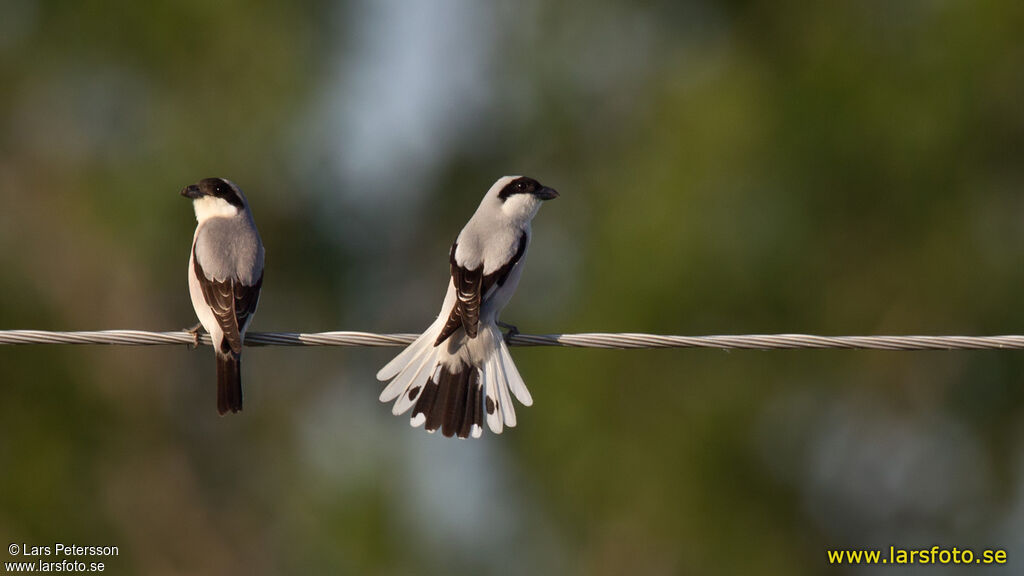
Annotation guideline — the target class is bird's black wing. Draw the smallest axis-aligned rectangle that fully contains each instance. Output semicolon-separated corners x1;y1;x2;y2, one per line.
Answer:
234;271;262;333
435;242;481;345
194;247;263;355
434;233;526;346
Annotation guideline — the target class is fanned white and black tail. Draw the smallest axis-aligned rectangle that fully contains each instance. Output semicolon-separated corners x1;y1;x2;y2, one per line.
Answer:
377;323;532;437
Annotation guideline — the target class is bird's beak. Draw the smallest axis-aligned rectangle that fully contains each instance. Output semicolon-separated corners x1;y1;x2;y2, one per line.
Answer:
535;186;559;201
181;184;203;199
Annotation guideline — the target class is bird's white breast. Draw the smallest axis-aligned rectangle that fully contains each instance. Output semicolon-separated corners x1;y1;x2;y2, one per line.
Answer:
192;196;239;223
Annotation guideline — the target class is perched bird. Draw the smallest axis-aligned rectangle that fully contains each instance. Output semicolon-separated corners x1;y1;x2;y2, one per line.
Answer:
182;178;265;415
378;176;559;438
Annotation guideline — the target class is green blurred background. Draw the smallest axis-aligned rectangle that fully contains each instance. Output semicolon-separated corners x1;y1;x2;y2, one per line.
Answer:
2;1;1023;574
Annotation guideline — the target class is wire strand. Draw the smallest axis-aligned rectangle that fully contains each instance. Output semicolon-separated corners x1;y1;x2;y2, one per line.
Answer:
1;330;1024;351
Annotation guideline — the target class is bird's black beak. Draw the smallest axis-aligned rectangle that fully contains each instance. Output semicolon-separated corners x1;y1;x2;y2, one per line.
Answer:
534;186;559;201
181;184;203;199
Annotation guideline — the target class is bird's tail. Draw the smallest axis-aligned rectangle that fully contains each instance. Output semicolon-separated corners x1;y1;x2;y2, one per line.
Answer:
216;352;243;415
377;323;532;437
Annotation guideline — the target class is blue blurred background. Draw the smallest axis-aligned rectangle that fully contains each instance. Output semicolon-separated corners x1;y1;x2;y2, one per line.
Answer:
2;1;1023;574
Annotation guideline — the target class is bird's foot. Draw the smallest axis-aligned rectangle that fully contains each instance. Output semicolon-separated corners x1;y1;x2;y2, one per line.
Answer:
497;321;520;344
184;323;204;349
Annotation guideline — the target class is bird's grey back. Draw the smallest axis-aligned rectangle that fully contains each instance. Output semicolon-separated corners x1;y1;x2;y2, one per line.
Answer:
194;215;264;285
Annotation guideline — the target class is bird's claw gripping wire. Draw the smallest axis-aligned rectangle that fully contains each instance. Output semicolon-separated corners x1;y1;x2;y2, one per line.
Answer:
497;321;520;344
184;323;204;349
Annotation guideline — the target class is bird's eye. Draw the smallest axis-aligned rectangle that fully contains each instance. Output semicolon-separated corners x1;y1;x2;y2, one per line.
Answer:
517;182;528;191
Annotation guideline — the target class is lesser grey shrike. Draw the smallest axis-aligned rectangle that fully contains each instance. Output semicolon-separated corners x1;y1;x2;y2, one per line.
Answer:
378;176;558;438
182;177;264;415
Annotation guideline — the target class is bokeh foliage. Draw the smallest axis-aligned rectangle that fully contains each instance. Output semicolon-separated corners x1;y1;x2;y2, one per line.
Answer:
2;1;1023;574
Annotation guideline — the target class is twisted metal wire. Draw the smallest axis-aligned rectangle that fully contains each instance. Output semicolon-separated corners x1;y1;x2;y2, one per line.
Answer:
1;330;1024;351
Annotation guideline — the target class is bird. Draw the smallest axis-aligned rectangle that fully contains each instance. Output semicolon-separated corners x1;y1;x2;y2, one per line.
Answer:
182;177;265;415
377;175;559;438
